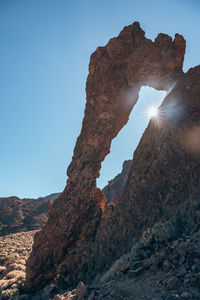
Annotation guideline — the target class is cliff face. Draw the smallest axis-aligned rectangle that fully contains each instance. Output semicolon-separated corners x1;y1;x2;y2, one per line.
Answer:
121;65;200;228
102;160;132;204
26;22;190;290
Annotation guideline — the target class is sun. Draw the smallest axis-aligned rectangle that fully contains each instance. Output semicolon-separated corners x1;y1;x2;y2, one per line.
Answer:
148;106;159;118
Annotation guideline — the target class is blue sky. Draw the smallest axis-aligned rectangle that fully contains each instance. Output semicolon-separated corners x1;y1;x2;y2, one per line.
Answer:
0;0;199;198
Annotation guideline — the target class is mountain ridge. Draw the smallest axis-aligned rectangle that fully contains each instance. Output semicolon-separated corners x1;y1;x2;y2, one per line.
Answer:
0;192;60;236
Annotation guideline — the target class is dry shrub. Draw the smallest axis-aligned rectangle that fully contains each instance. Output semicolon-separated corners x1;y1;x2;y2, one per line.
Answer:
0;278;17;290
9;263;26;271
0;230;37;299
100;221;177;283
16;259;26;266
1;288;18;299
5;270;25;280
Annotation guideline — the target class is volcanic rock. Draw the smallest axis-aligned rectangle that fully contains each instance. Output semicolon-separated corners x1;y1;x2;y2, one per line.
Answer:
165;276;179;291
102;159;132;204
0;196;49;236
0;193;60;236
26;21;194;291
48;228;200;300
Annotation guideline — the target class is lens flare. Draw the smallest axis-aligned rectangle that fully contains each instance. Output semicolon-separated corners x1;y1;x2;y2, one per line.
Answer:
148;106;158;118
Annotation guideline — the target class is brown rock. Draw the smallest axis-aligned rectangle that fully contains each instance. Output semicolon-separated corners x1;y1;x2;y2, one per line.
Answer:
0;196;51;236
173;240;179;247
117;262;130;275
26;21;194;292
165;276;179;291
150;264;158;272
110;287;128;298
76;281;89;299
162;260;171;270
181;292;193;299
173;259;179;266
178;248;187;257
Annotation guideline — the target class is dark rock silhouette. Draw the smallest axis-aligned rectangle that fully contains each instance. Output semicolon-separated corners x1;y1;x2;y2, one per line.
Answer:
102;160;132;204
26;22;192;291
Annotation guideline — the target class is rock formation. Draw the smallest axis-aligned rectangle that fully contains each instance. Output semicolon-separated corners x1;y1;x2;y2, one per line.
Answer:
102;160;132;204
26;22;193;291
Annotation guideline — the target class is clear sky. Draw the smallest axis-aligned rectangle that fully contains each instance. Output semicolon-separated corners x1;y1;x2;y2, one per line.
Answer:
0;0;199;198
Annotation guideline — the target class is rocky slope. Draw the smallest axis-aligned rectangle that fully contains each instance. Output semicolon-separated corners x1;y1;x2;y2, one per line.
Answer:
26;21;193;292
0;193;59;236
102;160;132;204
54;224;200;300
1;221;200;299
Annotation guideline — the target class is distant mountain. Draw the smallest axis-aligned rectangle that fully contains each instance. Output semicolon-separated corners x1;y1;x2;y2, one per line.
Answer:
0;196;50;236
0;192;59;236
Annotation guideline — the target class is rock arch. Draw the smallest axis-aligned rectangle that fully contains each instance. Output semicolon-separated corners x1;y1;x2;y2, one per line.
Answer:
26;22;186;290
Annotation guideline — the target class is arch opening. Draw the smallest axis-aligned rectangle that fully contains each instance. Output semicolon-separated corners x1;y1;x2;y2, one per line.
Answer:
97;86;166;201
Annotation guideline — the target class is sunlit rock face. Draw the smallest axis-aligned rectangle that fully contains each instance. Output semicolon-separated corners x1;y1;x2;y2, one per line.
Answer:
26;22;189;290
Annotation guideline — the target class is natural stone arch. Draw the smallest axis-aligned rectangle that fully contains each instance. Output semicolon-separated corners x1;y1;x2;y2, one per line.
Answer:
26;22;186;290
66;22;185;193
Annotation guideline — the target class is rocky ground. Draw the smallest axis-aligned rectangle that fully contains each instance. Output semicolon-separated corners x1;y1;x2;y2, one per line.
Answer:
54;226;200;300
0;223;200;299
